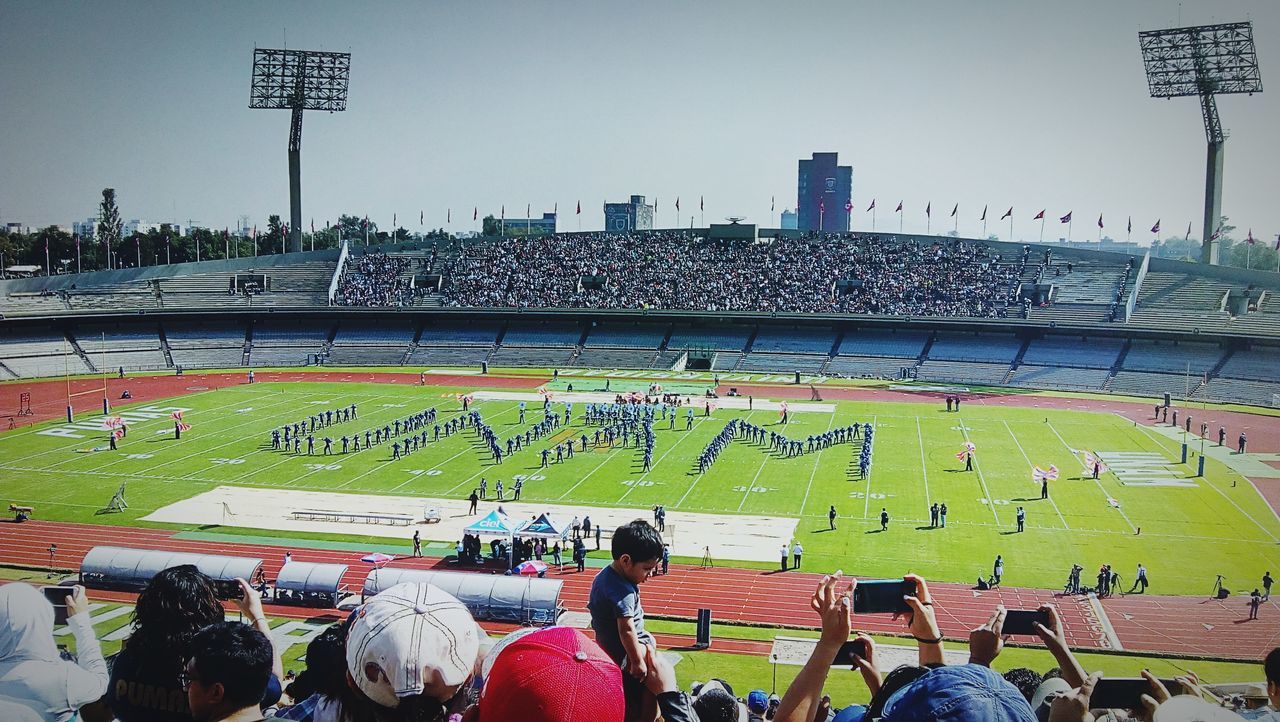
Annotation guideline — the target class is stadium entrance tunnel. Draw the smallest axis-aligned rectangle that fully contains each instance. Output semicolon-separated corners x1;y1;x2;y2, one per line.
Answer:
78;545;262;593
361;568;563;625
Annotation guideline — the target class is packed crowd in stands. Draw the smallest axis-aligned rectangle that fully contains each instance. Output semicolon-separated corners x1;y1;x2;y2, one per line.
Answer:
332;251;416;307
4;518;1277;722
439;232;1023;317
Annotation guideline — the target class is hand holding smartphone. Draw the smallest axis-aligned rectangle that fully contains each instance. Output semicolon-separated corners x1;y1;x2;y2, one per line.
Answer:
42;586;74;625
1001;609;1051;636
852;579;914;614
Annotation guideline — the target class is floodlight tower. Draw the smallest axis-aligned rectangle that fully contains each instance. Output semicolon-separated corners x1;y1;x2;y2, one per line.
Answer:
249;48;350;253
1139;23;1261;265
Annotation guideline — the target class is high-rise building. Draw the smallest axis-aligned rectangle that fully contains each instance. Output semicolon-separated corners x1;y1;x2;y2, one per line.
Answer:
797;153;852;232
501;213;557;237
603;195;654;231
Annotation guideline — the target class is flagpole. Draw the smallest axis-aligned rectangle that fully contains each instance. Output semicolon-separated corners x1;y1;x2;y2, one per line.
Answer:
872;207;876;231
1008;214;1013;241
983;217;987;238
1067;219;1072;241
1039;217;1044;242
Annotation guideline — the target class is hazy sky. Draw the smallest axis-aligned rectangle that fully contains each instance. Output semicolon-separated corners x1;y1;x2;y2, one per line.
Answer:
1;0;1277;243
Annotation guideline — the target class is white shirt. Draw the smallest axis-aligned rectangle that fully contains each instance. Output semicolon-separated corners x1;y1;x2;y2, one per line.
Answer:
793;544;803;555
781;544;790;557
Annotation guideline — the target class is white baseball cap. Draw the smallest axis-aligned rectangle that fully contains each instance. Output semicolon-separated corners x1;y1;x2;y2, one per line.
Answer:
346;582;481;708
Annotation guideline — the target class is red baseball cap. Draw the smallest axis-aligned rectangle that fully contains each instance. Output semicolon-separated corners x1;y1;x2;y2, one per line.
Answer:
466;627;623;722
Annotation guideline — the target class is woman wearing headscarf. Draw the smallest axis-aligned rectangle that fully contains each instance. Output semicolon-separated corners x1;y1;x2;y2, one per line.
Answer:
0;583;107;721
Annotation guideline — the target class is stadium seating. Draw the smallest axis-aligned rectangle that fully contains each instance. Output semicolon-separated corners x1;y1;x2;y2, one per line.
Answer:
837;330;928;358
406;345;489;367
418;323;499;346
667;327;751;352
750;328;837;354
164;323;246;369
1195;377;1280;407
1106;370;1199;398
573;348;660;369
1021;335;1124;369
915;360;1011;386
1122;340;1224;375
0;330;92;378
500;322;582;347
1216;344;1280;382
488;346;575;367
1005;365;1111;390
824;355;913;379
325;324;415;365
928;332;1024;364
582;323;669;348
736;352;827;374
74;326;167;372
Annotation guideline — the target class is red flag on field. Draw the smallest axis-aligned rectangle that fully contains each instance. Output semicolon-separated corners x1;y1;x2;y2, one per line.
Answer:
1059;211;1072;223
950;203;957;217
895;201;903;213
1150;219;1160;234
866;199;876;212
170;411;183;421
1000;207;1012;220
177;422;191;433
1033;210;1045;220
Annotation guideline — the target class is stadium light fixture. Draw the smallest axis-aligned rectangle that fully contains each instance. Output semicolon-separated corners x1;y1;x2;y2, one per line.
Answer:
249;48;351;253
1138;22;1261;265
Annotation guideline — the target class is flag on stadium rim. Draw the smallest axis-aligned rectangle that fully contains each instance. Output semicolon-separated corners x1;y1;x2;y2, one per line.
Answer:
310;219;314;234
501;205;505;220
895;201;903;213
1247;228;1255;245
1275;234;1280;251
1000;207;1012;220
1032;465;1059;482
1210;224;1222;241
845;200;853;212
676;197;681;212
473;207;478;221
1098;213;1104;229
1033;210;1045;220
576;201;580;215
447;208;451;223
867;199;876;212
393;213;397;228
925;202;931;217
1060;211;1072;223
950;203;957;217
1151;219;1160;234
1127;216;1132;234
771;196;775;212
1185;222;1191;240
819;198;825;212
980;204;987;221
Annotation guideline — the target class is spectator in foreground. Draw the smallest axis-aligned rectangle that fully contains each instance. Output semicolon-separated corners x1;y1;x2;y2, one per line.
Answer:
589;520;664;722
293;582;483;722
183;622;274;722
108;566;281;722
462;626;624;722
0;583;107;722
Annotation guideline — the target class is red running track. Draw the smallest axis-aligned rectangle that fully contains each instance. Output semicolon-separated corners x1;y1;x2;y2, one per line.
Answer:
1;519;1111;655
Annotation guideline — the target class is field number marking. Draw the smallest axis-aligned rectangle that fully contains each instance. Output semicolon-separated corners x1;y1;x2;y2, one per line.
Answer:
209;457;245;465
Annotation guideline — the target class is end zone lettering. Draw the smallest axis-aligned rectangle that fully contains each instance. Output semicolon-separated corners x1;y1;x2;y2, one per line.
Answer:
37;405;193;440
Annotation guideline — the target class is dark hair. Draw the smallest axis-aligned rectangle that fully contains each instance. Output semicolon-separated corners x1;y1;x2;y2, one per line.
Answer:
611;519;664;562
865;665;937;719
692;687;739;722
1266;647;1280;686
1002;667;1044;703
129;565;224;656
285;621;350;702
187;622;273;708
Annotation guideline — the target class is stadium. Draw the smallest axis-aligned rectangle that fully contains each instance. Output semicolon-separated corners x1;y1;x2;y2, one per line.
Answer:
2;5;1279;722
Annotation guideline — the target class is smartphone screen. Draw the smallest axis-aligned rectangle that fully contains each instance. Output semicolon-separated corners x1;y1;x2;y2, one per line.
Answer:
852;579;913;614
831;639;869;666
42;586;73;625
1090;678;1182;709
1002;610;1050;636
212;579;243;601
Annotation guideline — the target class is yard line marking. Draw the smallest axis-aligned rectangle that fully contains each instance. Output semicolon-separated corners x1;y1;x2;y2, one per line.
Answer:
798;412;838;518
616;415;710;504
16;387;296;465
915;417;932;515
673;416;739;509
1127;421;1279;543
958;419;1002;525
1044;420;1138;534
1000;420;1070;530
330;403;516;492
864;415;878;519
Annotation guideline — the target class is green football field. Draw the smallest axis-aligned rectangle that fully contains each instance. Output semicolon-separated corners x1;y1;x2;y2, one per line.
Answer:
3;378;1277;594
